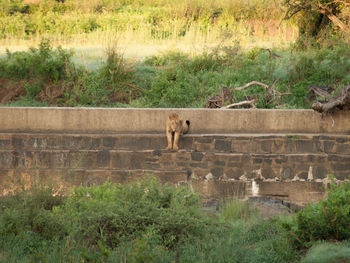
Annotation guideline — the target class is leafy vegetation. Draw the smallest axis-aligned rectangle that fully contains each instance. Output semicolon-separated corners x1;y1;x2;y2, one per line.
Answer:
1;40;350;108
295;180;350;244
0;176;349;262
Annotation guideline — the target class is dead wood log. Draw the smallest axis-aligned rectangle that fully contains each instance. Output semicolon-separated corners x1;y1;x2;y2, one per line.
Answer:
312;85;350;113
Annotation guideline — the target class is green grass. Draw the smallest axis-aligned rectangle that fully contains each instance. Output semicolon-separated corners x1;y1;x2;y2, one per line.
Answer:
300;242;350;263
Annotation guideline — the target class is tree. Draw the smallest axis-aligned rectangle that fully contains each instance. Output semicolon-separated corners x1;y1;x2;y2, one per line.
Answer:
283;0;350;47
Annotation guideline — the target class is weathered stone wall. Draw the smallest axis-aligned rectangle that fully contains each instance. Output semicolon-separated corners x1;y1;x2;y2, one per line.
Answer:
1;107;349;205
1;131;349;205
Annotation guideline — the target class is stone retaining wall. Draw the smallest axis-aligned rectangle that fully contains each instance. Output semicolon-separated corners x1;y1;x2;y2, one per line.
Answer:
1;132;349;205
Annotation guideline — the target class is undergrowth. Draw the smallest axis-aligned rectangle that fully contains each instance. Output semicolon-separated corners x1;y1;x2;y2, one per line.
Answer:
0;176;349;262
1;40;350;109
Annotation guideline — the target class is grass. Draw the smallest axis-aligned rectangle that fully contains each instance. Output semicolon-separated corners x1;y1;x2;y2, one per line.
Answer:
0;0;296;48
300;242;350;263
2;40;350;109
0;177;349;262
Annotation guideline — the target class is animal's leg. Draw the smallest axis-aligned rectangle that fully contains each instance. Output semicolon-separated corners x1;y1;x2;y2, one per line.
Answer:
173;131;180;151
166;129;173;150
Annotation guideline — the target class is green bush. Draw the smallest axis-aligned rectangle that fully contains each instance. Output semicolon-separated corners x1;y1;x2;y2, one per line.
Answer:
0;184;66;240
55;177;207;249
0;40;74;82
296;181;350;244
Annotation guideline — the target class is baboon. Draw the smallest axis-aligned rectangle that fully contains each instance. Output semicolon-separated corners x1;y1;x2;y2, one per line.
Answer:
166;113;190;151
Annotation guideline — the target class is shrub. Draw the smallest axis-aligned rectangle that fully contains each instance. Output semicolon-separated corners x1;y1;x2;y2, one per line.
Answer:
0;183;66;240
295;181;350;244
0;40;74;82
55;177;207;249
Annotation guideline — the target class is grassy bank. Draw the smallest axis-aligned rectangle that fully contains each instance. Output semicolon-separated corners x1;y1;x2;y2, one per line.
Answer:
1;40;350;108
0;176;349;262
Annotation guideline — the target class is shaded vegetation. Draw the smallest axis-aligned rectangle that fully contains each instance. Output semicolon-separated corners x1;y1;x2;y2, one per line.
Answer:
0;176;349;262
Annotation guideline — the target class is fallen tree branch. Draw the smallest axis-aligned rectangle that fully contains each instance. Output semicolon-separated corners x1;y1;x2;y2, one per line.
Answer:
205;79;291;109
308;85;333;100
312;85;350;113
224;99;257;109
233;81;269;91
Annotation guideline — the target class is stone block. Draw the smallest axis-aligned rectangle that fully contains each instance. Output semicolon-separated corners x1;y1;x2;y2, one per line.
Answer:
152;150;162;156
281;166;293;180
312;166;328;179
0;139;11;150
261;167;277;179
224;167;244;180
71;136;91;150
46;152;65;168
231;140;251;153
179;136;193;149
191;168;209;180
97;151;110;168
295;140;316;153
38;151;52;168
298;172;308;180
335;144;350;154
130;152;147;169
161;161;175;168
27;137;47;150
210;167;223;178
195;137;213;144
334;172;350;180
215;139;232;152
335;137;347;143
91;138;101;149
191;152;204;161
323;141;335;153
228;155;241;162
275;155;288;164
253;158;262;164
214;160;225;166
102;137;116;148
260;140;273;153
80;152;99;169
194;142;213;152
12;137;24;149
0;152;13;168
190;162;208;168
331;162;350;171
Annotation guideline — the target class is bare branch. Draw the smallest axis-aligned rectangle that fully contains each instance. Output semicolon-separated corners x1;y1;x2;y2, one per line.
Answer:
233;81;269;91
224;99;257;109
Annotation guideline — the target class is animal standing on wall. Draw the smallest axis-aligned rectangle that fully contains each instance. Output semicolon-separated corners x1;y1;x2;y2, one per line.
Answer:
166;113;190;151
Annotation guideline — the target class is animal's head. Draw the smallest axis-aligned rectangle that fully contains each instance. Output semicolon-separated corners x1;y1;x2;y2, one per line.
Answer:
168;113;180;129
